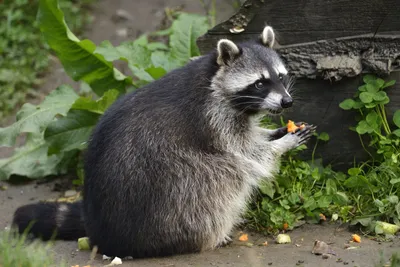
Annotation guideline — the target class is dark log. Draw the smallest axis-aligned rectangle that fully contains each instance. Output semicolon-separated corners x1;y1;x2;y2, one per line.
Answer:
198;0;400;48
196;0;400;169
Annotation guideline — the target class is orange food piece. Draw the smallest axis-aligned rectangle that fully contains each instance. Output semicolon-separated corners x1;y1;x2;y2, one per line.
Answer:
283;222;289;230
319;213;326;221
262;241;268;246
352;234;361;243
287;120;305;133
239;233;248;242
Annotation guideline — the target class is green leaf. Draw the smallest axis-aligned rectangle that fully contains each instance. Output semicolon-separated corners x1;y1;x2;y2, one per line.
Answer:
339;99;355;110
393;129;400;137
95;40;169;83
374;199;384;207
259;180;275;199
0;85;79;147
303;197;317;210
0;134;68;180
356;120;373;134
372;91;387;101
317;132;330;141
169;13;209;64
45;110;100;154
348;167;361;176
388;195;399;204
326;179;337;194
366;110;380;129
71;89;120;114
351;217;372;227
390;178;400;184
317;195;332;208
382;80;396;89
363;74;376;84
396;203;400;217
393;110;400;128
359;92;374;103
366;83;379;93
38;0;131;96
333;192;349;205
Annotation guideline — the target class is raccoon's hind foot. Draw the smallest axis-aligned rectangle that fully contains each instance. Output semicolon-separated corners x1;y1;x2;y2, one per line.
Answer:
272;124;316;154
216;235;233;248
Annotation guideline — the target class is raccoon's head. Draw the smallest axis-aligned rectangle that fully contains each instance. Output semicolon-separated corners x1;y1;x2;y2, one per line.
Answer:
211;26;293;116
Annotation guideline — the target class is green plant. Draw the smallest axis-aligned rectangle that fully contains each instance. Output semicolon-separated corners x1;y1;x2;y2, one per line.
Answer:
0;0;95;121
0;228;66;267
339;75;400;234
247;75;399;236
246;128;348;233
0;0;209;181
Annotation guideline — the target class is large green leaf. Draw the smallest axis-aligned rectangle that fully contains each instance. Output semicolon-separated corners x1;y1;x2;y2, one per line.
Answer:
45;110;100;154
0;85;79;147
169;13;209;64
95;40;166;83
71;89;120;114
0;134;68;180
37;0;131;96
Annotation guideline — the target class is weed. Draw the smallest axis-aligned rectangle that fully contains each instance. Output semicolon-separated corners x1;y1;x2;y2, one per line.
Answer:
0;228;66;267
246;75;400;236
0;0;95;121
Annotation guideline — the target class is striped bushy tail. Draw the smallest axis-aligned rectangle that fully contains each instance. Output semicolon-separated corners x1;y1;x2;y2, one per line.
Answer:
12;201;86;241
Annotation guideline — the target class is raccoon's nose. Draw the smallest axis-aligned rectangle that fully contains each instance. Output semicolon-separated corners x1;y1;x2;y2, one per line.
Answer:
281;96;293;108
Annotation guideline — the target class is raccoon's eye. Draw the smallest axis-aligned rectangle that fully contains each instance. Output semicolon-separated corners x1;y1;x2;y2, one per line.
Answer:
278;74;284;80
255;81;264;89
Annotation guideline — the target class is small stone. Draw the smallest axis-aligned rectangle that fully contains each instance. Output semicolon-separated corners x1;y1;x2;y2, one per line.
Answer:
268;263;272;266
115;9;134;21
322;254;331;259
116;28;128;38
312;240;329;255
64;190;77;197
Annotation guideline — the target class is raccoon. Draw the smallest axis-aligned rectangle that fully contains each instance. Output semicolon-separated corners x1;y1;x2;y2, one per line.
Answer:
12;25;316;258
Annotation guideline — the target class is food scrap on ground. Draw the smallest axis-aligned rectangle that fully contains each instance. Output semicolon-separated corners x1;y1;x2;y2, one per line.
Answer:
105;257;123;266
319;213;327;221
238;233;248;242
276;234;291;244
376;221;400;235
78;237;90;250
283;222;289;230
351;234;361;243
287;120;305;133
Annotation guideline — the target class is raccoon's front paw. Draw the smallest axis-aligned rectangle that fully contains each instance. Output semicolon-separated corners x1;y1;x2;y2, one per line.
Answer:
270;122;308;140
274;124;316;153
291;124;316;146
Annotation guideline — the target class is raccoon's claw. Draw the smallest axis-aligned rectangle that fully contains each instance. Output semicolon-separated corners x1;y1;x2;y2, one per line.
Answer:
216;235;233;248
295;125;317;145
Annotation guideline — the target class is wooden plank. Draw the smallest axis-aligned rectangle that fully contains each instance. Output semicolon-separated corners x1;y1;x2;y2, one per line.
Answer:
200;0;400;47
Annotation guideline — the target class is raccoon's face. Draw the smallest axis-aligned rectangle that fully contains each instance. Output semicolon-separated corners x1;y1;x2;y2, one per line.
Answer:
212;26;293;116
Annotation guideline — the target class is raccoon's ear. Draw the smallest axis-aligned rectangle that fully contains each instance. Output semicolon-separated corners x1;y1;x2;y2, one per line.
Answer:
216;39;241;66
260;26;275;48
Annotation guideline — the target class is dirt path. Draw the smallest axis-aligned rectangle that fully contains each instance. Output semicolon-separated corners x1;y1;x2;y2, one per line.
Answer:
0;0;399;266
